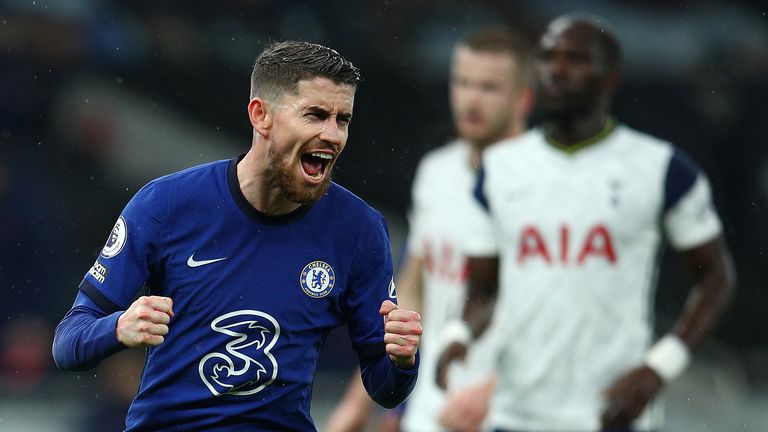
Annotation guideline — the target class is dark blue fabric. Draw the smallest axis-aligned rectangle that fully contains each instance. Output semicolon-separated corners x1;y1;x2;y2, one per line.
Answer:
78;279;123;314
473;165;490;210
52;156;411;431
52;291;125;371
360;350;419;409
663;149;700;212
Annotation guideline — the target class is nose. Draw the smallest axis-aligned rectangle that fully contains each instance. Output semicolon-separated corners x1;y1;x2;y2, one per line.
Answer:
319;118;342;145
546;53;567;79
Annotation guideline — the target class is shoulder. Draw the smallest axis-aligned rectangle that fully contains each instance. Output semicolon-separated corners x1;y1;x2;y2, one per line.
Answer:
482;129;541;169
611;125;674;157
615;126;702;175
609;125;705;207
129;158;231;218
324;183;385;226
149;158;230;190
487;129;540;158
415;140;467;175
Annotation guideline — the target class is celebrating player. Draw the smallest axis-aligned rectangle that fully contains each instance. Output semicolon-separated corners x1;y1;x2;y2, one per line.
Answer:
52;41;421;431
436;15;736;432
326;27;533;432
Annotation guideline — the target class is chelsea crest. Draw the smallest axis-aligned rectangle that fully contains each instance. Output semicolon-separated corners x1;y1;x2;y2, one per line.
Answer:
300;261;336;298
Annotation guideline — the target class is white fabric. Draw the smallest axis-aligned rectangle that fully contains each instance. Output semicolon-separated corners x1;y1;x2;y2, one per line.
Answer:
663;175;722;250
438;320;472;347
644;334;691;382
461;125;722;431
400;141;500;432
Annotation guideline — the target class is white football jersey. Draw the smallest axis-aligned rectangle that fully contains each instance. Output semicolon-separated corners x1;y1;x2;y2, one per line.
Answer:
465;124;722;431
401;140;502;432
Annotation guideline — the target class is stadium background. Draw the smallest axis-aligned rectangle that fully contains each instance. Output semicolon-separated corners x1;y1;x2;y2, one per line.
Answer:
1;0;766;430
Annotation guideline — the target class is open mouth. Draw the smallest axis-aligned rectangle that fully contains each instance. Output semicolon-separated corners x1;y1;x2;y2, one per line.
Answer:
300;151;333;182
465;113;483;126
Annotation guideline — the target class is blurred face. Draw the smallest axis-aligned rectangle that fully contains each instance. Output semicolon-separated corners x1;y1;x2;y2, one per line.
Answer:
450;46;520;147
536;20;611;120
266;77;354;204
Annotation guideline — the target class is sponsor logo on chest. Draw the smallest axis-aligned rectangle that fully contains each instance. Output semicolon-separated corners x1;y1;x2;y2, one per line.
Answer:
517;223;617;266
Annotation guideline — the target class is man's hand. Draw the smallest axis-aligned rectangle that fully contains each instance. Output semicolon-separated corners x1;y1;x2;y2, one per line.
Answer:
438;376;496;432
600;365;663;429
380;300;421;368
116;296;174;348
435;341;468;390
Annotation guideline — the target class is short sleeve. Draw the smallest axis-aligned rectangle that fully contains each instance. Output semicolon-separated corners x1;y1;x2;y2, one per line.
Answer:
463;165;499;256
343;212;395;356
405;154;433;259
663;173;722;250
79;181;165;313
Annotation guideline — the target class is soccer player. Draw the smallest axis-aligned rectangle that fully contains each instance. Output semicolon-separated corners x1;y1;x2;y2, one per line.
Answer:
52;41;422;431
326;27;534;432
436;15;736;432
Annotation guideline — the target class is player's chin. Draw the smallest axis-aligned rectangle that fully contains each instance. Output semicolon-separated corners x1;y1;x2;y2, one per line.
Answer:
291;173;332;204
458;125;491;143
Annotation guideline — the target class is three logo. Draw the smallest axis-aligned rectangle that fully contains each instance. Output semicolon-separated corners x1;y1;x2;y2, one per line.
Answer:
198;310;280;397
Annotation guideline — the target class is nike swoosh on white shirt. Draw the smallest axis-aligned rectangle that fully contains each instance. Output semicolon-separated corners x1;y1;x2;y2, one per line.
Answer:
187;254;228;268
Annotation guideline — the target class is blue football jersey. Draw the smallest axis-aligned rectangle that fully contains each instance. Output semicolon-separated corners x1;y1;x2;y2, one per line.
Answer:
72;156;402;431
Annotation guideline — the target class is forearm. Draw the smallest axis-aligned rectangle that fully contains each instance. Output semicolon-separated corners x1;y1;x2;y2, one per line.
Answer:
359;350;419;409
52;293;126;371
462;256;500;338
674;237;736;348
643;238;736;383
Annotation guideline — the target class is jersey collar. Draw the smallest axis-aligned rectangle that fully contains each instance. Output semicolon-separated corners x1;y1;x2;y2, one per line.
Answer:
544;117;618;155
227;155;314;225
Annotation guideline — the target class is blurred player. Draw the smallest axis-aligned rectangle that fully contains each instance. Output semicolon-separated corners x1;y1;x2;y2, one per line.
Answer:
52;41;422;431
436;15;736;432
326;27;534;432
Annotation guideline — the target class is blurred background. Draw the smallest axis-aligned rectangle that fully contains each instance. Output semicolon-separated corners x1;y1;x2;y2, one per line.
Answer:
1;0;766;430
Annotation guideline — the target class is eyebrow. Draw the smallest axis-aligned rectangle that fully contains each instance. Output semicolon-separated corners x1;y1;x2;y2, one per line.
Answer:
305;105;353;121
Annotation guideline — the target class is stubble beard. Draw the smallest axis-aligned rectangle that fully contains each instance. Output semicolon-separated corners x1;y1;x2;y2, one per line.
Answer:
463;114;511;149
265;146;331;205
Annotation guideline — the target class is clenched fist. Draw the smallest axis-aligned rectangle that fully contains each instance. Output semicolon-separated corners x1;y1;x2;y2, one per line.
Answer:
116;296;174;348
380;300;422;368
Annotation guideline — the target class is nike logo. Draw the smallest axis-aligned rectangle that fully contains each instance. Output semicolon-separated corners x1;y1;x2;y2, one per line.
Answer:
187;253;227;268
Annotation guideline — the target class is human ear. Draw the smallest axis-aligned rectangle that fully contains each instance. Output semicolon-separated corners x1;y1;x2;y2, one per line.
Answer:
247;97;272;136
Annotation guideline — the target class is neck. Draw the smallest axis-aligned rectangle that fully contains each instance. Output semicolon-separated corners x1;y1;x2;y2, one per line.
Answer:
544;112;609;146
468;119;526;169
237;148;301;216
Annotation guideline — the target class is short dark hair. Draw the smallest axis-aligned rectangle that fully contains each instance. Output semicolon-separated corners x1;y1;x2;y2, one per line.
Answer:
250;41;361;101
457;26;534;89
593;25;621;73
550;14;622;72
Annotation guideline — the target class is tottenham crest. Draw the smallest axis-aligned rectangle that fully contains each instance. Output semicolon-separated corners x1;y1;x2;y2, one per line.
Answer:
300;260;336;298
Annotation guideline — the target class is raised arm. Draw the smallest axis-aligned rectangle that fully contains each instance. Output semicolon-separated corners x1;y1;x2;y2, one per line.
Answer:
53;291;174;371
326;253;425;432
